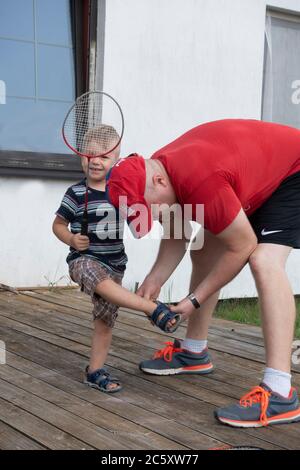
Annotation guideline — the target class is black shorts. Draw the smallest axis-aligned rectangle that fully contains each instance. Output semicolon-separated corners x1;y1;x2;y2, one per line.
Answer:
248;171;300;249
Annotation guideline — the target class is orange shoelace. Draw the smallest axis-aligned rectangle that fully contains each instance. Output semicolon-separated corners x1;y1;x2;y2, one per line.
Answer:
239;386;272;426
153;341;183;363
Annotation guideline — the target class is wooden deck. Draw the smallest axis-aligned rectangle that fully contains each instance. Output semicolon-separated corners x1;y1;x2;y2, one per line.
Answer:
0;287;299;450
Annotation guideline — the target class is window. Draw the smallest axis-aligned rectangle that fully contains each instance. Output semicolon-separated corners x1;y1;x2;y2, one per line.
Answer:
262;11;300;129
0;0;89;178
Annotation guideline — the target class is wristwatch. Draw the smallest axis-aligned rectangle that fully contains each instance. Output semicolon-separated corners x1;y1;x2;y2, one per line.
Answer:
187;293;201;309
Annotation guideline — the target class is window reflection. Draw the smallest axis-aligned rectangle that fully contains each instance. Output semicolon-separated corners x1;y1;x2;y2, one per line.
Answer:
0;0;34;41
0;98;75;153
38;45;75;101
36;0;73;46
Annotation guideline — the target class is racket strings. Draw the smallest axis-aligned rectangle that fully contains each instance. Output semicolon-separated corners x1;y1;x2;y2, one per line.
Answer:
63;92;123;158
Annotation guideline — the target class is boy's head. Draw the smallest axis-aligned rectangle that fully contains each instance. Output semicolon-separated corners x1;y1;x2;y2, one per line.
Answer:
81;125;121;182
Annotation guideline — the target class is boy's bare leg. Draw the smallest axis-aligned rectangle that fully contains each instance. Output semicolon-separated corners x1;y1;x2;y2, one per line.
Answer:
89;318;112;372
88;318;118;391
94;279;173;323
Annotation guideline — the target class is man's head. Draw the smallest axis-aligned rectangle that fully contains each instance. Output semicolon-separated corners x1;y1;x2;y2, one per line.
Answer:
81;125;120;183
106;154;177;237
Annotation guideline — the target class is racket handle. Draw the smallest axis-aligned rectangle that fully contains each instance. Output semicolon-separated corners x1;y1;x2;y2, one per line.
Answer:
81;209;89;236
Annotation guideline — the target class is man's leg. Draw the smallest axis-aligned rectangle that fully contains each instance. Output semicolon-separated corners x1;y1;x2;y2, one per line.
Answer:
215;242;300;427
185;230;226;341
139;231;226;375
249;243;295;374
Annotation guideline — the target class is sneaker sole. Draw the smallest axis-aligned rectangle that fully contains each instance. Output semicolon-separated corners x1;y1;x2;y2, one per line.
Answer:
140;363;214;376
216;408;300;428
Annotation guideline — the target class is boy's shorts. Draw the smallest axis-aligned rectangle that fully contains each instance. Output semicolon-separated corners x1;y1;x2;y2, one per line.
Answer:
248;171;300;249
69;257;124;328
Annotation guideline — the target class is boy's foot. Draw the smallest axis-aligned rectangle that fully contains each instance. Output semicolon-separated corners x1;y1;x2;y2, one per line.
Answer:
139;339;214;375
84;366;122;393
215;383;300;427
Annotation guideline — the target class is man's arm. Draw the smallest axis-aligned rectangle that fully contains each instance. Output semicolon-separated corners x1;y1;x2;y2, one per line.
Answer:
137;216;191;299
192;209;257;303
171;209;257;317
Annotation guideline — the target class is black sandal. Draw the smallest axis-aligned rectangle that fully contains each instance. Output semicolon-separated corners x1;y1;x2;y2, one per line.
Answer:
150;301;182;333
84;367;122;393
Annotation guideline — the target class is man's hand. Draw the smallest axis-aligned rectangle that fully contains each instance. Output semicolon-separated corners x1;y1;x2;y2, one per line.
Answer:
170;297;195;321
70;233;90;251
137;276;162;300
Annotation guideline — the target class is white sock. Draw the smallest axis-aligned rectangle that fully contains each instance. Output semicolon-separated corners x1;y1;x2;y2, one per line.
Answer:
181;338;207;353
263;367;291;398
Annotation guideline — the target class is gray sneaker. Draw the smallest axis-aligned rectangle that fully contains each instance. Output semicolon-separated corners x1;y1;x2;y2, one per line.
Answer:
215;383;300;428
139;339;214;376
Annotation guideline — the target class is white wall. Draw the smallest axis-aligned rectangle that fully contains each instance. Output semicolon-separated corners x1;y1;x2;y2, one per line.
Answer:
1;0;300;301
0;177;74;287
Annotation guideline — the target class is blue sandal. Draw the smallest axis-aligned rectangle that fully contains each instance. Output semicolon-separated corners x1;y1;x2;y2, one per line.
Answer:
150;301;182;333
84;367;122;393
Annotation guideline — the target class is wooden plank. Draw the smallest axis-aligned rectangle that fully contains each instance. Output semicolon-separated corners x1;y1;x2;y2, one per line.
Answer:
0;376;132;450
0;421;46;450
0;324;285;449
0;300;298;397
0;310;267;400
0;364;188;450
17;291;270;356
17;289;266;351
0;295;299;411
5;351;226;450
0;397;92;450
1;292;298;450
0;291;269;362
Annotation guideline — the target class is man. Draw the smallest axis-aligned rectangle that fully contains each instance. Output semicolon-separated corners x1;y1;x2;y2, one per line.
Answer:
106;119;300;428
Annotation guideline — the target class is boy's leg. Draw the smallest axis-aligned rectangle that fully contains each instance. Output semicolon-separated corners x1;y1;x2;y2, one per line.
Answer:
94;278;181;331
89;318;113;372
88;318;119;391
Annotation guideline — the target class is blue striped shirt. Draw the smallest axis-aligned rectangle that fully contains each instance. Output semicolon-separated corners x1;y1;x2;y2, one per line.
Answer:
56;179;127;274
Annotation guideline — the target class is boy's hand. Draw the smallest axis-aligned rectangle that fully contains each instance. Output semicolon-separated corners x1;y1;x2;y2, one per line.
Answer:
70;234;90;251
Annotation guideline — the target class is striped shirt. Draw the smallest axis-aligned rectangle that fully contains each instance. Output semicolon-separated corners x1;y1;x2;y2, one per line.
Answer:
56;179;127;274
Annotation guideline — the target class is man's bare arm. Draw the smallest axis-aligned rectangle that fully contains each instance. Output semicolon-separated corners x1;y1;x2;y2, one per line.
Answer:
192;209;257;303
137;217;191;299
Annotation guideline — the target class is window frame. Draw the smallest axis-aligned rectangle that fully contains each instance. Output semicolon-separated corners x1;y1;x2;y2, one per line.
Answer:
261;8;300;121
0;0;101;179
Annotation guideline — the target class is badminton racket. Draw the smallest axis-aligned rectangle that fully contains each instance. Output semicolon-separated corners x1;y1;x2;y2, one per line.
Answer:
62;91;124;235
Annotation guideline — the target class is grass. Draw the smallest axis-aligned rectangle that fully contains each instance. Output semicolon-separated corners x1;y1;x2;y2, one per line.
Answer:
215;297;300;339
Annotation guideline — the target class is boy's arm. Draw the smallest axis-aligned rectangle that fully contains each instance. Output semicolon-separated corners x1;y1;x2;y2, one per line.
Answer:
52;215;89;251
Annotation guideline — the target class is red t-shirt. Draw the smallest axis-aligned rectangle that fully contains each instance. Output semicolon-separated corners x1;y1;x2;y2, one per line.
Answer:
151;119;300;234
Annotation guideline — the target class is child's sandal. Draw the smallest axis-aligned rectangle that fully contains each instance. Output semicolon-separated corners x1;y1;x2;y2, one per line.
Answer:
150;301;182;333
84;367;122;393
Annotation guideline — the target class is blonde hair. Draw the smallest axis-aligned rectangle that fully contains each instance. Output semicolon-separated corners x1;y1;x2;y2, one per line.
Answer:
82;125;120;153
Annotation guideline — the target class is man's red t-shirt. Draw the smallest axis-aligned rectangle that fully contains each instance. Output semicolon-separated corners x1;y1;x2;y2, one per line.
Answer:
151;119;300;234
